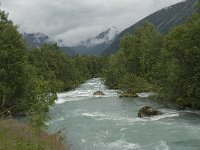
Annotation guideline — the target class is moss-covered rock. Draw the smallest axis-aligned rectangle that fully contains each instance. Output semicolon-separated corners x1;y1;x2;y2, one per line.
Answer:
93;91;105;96
138;105;161;118
119;92;138;98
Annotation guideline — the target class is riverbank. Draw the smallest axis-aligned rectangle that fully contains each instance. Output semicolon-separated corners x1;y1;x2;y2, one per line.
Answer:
0;119;68;150
145;93;200;111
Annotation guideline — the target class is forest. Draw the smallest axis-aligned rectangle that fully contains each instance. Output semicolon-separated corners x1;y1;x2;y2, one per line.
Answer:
0;0;200;149
0;9;107;129
103;1;200;110
1;0;200;128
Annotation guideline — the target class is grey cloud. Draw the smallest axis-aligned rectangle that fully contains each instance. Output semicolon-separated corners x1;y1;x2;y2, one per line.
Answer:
1;0;183;46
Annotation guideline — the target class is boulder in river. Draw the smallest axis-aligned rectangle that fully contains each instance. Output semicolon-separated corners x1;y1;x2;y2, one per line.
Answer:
93;91;105;96
138;105;161;118
119;92;138;98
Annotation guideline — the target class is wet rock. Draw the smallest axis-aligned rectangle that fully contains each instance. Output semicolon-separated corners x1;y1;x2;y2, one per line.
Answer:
138;105;161;118
119;92;138;98
93;91;105;96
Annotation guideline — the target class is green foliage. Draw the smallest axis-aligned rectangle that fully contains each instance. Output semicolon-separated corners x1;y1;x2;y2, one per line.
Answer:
158;4;200;108
0;9;107;131
28;45;107;91
74;55;108;79
118;74;154;94
103;1;200;109
0;10;60;130
103;52;126;89
103;22;163;93
0;10;27;110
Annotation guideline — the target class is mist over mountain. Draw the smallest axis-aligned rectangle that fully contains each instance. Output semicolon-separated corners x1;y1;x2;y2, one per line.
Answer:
23;27;118;56
72;27;118;56
102;0;198;55
22;0;197;56
23;33;52;48
23;33;77;56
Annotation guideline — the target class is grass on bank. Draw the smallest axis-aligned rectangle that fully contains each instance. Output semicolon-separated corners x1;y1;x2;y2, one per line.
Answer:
0;119;68;150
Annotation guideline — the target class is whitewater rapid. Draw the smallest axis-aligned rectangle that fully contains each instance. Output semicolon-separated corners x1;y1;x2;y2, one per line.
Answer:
48;78;200;150
56;78;118;104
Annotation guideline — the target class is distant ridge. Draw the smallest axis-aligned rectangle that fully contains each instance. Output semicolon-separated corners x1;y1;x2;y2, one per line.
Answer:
102;0;198;55
23;33;77;56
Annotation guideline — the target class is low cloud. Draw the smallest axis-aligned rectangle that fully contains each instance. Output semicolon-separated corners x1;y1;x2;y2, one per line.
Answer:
1;0;183;46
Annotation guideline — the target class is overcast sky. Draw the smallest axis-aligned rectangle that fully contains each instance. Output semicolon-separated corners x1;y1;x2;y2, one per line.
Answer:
1;0;183;46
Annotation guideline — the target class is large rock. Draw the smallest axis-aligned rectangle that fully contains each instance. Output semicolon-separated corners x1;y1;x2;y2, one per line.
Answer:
93;91;105;96
138;106;161;118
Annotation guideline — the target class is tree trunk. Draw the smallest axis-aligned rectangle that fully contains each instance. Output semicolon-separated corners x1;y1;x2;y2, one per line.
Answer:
1;94;5;109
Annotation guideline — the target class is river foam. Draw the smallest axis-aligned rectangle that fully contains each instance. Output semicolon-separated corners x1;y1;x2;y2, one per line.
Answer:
93;139;141;150
49;78;200;150
137;92;155;98
154;141;169;150
55;78;118;104
81;110;179;123
107;139;141;150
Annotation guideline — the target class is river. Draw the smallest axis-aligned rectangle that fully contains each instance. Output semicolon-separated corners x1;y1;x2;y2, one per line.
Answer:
47;78;200;150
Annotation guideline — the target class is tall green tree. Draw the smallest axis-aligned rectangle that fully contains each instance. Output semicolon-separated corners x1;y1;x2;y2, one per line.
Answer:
159;1;200;108
103;22;163;93
0;10;58;129
0;10;27;110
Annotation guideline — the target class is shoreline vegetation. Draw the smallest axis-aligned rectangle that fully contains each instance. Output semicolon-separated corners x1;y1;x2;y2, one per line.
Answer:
102;0;200;110
0;9;106;149
0;119;68;150
1;0;200;149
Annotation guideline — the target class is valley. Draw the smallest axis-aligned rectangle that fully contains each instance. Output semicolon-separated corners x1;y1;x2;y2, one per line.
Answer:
1;0;200;149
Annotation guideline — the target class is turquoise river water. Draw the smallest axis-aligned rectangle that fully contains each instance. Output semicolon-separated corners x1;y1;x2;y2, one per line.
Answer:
48;78;200;150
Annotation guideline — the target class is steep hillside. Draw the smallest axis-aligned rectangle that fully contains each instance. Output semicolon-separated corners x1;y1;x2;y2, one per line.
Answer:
60;46;77;56
103;0;197;55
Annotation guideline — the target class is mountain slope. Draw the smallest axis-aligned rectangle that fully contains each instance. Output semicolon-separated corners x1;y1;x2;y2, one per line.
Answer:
60;46;77;56
102;0;198;55
23;33;51;48
23;33;77;56
72;27;118;56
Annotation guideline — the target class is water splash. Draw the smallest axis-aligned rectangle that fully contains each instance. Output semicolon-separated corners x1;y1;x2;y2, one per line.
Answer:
55;78;118;104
